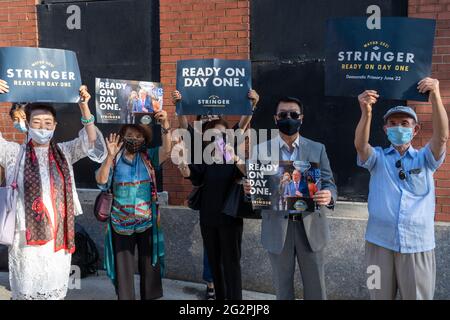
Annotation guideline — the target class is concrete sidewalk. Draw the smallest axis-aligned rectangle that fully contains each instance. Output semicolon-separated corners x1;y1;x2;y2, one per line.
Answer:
0;271;275;300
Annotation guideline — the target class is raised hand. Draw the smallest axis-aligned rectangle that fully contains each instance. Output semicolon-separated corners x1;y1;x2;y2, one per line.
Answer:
418;77;439;96
171;90;182;104
358;90;379;114
248;89;259;108
106;133;123;158
0;79;9;94
171;137;188;166
154;110;168;122
154;110;170;129
79;85;91;104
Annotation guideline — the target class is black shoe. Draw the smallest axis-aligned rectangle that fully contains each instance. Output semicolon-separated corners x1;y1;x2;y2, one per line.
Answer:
205;286;216;300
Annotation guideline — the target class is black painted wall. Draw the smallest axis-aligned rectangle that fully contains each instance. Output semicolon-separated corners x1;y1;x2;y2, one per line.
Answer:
37;0;161;189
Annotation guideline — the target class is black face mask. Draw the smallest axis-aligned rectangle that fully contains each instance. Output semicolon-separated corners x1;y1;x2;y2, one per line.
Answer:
124;138;146;154
276;118;302;136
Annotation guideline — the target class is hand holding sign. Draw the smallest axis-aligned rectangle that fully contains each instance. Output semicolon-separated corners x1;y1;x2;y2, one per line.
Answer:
171;90;182;105
358;90;379;114
154;110;170;130
418;77;439;96
313;189;332;206
79;85;91;104
0;79;9;94
248;89;259;109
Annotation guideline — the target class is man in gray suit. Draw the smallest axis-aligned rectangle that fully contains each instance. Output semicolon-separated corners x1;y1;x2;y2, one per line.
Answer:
244;97;337;300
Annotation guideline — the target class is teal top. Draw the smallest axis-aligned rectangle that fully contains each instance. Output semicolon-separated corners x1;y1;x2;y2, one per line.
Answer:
98;151;156;235
98;148;165;287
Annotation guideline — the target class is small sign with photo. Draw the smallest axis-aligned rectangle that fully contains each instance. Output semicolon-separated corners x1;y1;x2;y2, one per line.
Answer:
247;160;321;213
95;77;163;124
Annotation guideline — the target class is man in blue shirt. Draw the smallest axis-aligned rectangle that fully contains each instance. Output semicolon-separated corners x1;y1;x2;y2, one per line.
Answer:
355;77;449;300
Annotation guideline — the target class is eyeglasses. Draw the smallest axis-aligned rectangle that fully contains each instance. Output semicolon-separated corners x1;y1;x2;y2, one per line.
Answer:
395;160;407;180
277;111;302;120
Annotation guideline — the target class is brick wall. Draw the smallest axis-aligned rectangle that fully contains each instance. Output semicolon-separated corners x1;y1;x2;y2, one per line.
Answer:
159;0;250;205
409;0;450;221
0;0;38;143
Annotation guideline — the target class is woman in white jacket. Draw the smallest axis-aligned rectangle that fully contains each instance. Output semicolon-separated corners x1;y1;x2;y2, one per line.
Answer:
0;80;106;300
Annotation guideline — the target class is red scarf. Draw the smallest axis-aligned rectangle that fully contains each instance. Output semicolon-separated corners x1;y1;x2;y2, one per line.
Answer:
24;140;75;253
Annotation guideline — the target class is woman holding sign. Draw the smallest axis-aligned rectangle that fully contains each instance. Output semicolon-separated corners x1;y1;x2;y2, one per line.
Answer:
95;110;171;300
0;80;107;300
172;89;259;300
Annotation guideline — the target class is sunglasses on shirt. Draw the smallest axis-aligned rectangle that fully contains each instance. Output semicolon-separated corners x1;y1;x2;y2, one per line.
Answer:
395;160;422;181
276;111;302;120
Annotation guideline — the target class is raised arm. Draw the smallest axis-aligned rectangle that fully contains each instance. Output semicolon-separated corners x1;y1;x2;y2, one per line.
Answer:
354;90;379;163
418;77;449;160
79;85;97;144
154;110;172;165
172;137;191;178
238;89;259;130
172;90;189;129
96;133;122;185
0;80;20;168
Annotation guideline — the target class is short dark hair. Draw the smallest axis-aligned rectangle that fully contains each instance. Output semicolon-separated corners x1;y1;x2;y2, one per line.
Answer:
276;96;303;114
25;103;57;122
118;124;153;147
9;103;27;120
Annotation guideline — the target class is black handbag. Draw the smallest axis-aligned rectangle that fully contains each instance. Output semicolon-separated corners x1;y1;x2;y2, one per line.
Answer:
187;185;202;210
222;182;261;219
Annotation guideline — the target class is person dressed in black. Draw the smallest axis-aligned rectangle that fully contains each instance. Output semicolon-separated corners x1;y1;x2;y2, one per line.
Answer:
172;90;259;300
177;118;245;300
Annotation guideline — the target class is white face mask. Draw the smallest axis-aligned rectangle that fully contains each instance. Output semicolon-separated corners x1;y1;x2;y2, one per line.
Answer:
28;128;54;145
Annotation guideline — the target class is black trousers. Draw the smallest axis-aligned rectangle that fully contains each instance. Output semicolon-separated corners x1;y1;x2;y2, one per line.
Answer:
200;222;243;300
112;227;163;300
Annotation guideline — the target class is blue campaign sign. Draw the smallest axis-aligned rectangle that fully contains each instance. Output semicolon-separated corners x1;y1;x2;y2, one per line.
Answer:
325;18;435;102
176;59;252;115
0;47;82;103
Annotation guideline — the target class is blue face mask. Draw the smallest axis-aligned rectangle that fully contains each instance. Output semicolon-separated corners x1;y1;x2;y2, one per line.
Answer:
386;126;414;146
13;121;27;133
